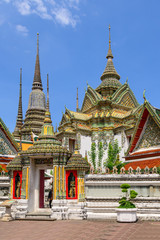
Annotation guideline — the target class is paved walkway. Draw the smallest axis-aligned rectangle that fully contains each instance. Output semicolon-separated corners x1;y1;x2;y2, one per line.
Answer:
0;220;160;240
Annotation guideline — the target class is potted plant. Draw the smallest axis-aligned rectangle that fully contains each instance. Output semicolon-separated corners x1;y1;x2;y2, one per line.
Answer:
117;183;138;222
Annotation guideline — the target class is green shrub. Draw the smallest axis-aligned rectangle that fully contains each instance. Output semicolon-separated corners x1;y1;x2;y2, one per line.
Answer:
118;184;138;209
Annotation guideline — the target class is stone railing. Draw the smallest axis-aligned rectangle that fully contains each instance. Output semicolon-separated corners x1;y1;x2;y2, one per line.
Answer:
90;166;159;175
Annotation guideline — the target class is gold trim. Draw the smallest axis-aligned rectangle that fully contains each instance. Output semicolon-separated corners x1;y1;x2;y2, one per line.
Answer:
26;167;29;199
11;178;13;198
54;166;57;199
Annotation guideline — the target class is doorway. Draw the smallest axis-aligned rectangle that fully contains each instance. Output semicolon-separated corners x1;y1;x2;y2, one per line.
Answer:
66;170;77;199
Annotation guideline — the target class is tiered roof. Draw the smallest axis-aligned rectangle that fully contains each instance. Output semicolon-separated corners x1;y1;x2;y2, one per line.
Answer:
66;142;90;171
96;25;121;97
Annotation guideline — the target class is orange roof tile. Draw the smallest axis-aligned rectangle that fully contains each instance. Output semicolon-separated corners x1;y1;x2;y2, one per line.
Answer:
130;148;160;156
125;158;160;170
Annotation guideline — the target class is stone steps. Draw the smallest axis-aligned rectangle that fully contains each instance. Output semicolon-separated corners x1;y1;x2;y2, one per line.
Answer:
23;211;56;221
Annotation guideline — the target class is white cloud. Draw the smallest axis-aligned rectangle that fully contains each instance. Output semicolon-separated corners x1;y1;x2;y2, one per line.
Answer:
3;0;81;27
14;1;31;15
52;7;77;27
16;24;29;36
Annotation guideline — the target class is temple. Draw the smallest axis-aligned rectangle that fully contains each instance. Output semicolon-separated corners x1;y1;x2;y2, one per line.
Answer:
1;27;160;221
56;26;141;168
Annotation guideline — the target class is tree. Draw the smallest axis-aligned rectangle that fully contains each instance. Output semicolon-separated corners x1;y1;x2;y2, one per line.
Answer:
98;142;104;168
104;139;123;172
88;142;97;171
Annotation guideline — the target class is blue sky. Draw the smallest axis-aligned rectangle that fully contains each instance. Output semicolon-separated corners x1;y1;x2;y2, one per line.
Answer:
0;0;160;133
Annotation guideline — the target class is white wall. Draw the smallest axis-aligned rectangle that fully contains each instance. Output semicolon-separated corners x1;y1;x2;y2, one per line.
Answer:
80;135;91;158
79;130;130;172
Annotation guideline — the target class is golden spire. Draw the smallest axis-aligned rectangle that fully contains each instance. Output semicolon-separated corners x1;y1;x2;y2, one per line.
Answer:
44;74;52;124
106;24;113;59
46;73;49;111
76;87;79;112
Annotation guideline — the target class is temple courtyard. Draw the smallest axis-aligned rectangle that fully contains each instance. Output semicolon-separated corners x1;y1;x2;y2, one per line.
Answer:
0;220;160;240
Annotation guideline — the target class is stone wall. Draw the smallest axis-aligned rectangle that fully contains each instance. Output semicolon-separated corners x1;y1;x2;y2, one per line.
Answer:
85;174;160;220
0;176;10;218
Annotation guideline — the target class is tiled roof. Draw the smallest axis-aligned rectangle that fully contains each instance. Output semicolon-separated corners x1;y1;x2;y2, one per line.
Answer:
130;148;160;156
78;124;91;131
125;158;160;170
69;110;92;121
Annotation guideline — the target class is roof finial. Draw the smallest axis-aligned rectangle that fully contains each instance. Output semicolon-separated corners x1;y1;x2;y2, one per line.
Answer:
55;123;58;133
143;89;146;102
125;77;128;84
109;24;111;48
106;24;113;59
46;74;49;111
76;87;79;112
37;33;39;55
44;74;52;124
32;33;43;90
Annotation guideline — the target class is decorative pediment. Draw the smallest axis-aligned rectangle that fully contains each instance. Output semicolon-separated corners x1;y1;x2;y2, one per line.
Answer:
112;84;139;108
81;86;101;113
135;115;160;150
0;118;19;155
126;101;160;155
60;113;70;126
81;93;94;112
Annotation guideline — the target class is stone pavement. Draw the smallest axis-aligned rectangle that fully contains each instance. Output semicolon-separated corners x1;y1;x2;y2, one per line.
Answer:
0;220;160;240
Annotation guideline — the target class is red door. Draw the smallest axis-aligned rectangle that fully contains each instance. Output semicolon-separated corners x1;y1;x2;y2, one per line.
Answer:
13;171;22;199
66;170;77;199
39;170;44;208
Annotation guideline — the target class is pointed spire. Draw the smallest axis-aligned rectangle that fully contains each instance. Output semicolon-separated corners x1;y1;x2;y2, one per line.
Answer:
46;73;49;111
100;25;120;81
13;68;23;139
76;87;79;112
44;74;52;124
32;33;43;91
106;25;113;59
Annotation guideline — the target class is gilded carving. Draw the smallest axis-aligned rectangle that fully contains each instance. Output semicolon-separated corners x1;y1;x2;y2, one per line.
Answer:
136;116;160;150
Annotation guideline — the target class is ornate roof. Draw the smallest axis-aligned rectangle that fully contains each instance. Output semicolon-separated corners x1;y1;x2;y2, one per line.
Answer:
81;85;102;113
65;143;90;171
0;118;19;155
111;83;139;108
126;100;160;156
125;158;160;170
7;155;22;171
96;26;121;96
